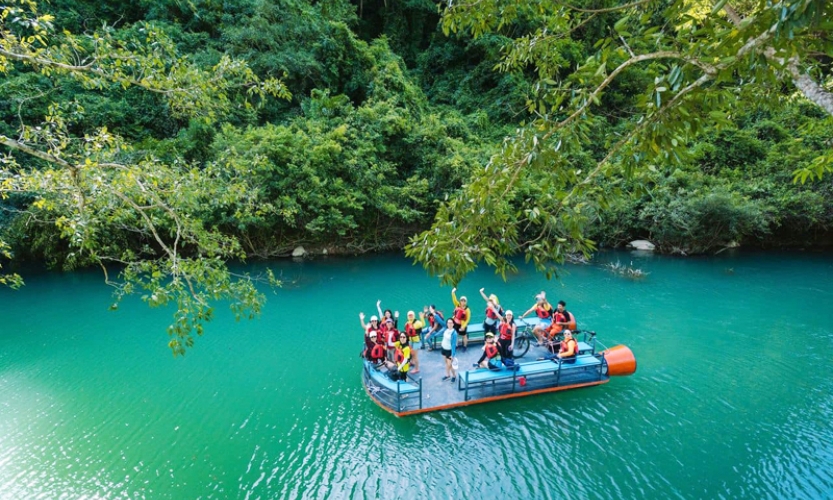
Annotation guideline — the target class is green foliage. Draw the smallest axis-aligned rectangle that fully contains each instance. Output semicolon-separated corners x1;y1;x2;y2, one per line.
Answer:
2;0;833;353
0;239;23;289
410;0;833;280
588;102;833;253
0;0;289;355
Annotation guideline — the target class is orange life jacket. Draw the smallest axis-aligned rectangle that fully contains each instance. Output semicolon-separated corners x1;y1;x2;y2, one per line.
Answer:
485;344;499;358
560;338;578;358
499;321;514;341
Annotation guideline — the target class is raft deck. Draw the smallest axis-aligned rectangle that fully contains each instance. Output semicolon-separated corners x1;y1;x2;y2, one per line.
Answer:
362;319;611;416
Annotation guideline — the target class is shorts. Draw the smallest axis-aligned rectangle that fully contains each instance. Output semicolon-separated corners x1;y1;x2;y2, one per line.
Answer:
455;324;468;336
441;348;452;359
537;319;552;328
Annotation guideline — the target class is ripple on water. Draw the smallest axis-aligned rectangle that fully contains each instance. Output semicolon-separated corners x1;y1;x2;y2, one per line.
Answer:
1;252;833;498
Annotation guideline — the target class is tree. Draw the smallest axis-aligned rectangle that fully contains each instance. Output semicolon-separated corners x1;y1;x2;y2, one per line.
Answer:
0;1;289;355
407;0;833;283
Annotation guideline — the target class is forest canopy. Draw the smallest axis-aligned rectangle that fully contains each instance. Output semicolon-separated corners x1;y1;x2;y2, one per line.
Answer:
1;0;831;351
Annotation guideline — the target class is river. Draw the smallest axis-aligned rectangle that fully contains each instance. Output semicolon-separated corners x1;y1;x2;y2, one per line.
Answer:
1;250;832;499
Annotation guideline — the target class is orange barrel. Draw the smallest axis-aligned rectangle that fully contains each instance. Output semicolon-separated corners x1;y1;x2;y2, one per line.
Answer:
603;345;637;376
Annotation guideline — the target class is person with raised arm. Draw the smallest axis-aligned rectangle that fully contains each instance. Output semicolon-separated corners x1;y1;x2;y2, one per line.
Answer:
376;299;399;330
423;304;445;350
478;288;504;338
359;312;380;334
519;292;553;346
450;288;472;352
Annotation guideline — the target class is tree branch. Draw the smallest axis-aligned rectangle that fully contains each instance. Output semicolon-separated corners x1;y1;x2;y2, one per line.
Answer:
555;0;656;14
0;134;73;169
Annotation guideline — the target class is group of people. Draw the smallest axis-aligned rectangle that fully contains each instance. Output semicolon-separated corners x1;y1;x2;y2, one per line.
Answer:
360;290;581;383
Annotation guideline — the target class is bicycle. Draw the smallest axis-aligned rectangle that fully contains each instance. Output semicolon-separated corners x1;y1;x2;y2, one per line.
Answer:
511;325;595;359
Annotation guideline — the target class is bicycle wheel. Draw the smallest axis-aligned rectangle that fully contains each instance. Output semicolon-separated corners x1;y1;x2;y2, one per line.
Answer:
513;333;531;358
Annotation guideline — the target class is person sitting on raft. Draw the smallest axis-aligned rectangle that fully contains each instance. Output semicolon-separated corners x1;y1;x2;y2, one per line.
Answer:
553;300;576;331
478;288;503;337
519;292;553;345
384;333;411;380
404;311;424;374
555;330;578;364
423;305;445;350
364;331;385;365
545;309;568;347
451;288;472;352
440;318;458;382
473;332;502;371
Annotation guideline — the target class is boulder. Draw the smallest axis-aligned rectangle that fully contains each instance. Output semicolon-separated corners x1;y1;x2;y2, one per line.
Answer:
291;246;307;258
628;240;656;251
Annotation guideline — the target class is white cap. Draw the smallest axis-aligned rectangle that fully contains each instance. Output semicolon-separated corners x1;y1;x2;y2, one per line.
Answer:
505;310;513;316
370;315;379;321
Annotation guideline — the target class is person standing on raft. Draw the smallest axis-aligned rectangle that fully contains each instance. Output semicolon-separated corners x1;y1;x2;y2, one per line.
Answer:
404;310;424;374
451;288;471;352
479;288;503;337
497;310;517;361
440;318;458;383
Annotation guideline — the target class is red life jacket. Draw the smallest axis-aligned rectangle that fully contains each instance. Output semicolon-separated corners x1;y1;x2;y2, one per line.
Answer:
499;321;514;341
370;344;385;359
560;338;578;358
549;313;566;335
453;306;467;323
485;344;499;358
395;348;405;364
536;304;552;319
386;329;399;347
405;322;418;339
486;306;498;319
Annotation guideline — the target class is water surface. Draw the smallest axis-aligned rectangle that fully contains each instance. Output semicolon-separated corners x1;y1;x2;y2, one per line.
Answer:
1;251;832;499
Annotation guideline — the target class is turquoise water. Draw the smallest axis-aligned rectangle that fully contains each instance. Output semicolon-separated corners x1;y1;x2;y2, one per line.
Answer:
1;250;832;499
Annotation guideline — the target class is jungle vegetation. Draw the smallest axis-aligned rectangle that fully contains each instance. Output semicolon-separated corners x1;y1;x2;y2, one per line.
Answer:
1;0;831;351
